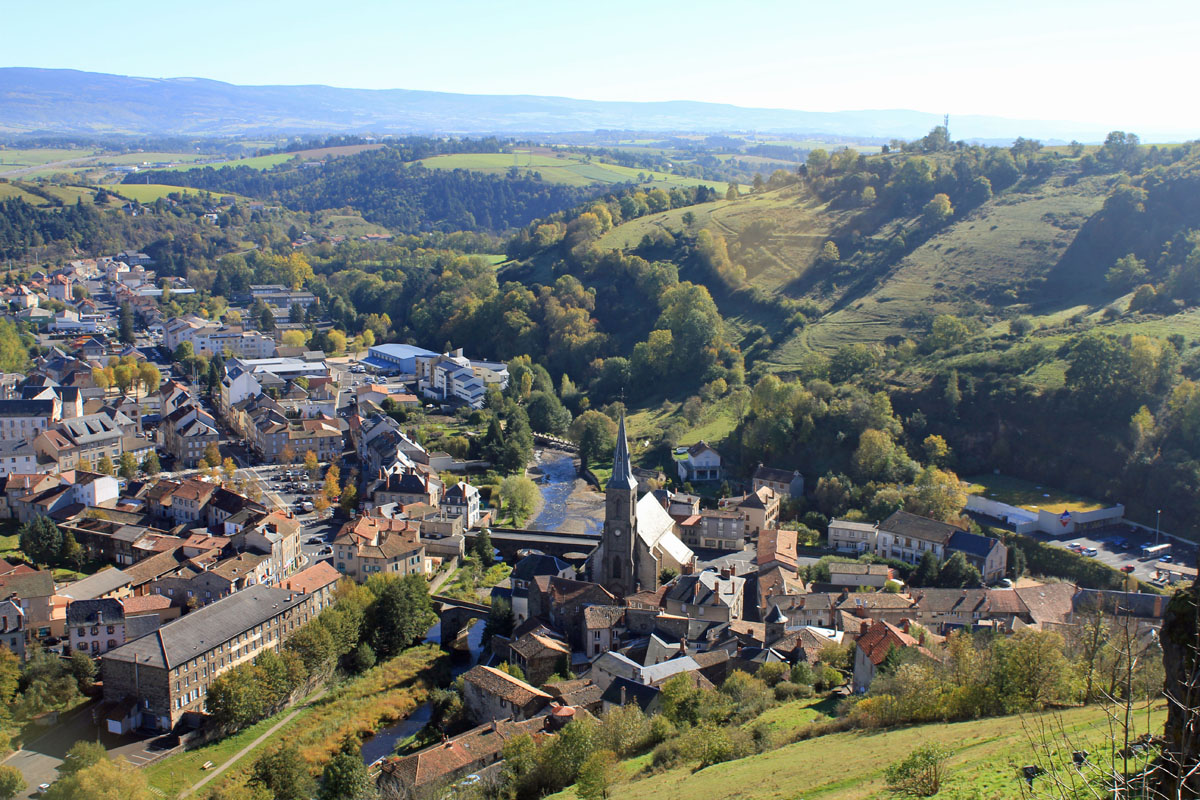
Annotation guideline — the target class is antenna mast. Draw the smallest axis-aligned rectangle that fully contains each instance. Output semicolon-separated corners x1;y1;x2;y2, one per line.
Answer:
944;114;950;140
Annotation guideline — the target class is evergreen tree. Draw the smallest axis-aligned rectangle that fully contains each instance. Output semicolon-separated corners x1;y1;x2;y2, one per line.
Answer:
118;302;134;345
141;451;161;475
910;550;941;587
19;516;62;565
474;528;494;567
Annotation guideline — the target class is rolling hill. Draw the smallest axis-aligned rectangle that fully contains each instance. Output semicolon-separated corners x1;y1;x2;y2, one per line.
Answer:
0;67;1150;140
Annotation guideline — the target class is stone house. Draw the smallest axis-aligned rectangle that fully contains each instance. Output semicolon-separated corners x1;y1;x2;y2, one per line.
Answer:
460;665;551;724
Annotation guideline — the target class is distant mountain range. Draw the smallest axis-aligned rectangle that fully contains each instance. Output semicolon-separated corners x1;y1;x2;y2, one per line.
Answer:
0;68;1182;142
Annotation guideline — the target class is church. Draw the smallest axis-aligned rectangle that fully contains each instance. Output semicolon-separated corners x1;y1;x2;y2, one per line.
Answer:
592;416;695;597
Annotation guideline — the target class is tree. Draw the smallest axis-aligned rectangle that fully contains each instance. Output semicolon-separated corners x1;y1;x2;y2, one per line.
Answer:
203;442;221;470
141;451;160;475
96;455;114;476
42;756;152;800
304;450;320;474
0;766;21;800
173;341;194;365
112;364;135;395
921;193;954;228
884;743;950;797
527;391;571;435
312;495;330;517
221;457;237;484
569;410;617;470
909;551;941;588
338;483;358;516
483;597;514;643
473;528;494;567
19;515;62;565
249;744;314;800
59;740;107;778
577;749;621;800
350;641;376;673
318;736;371;800
281;444;297;465
117;302;134;346
60;530;83;570
206;666;264;731
1106;253;1149;291
137;363;161;397
927;315;969;350
259;305;275;332
922;434;950;466
281;330;308;348
118;452;138;480
366;574;434;660
936;551;983;589
324;464;341;500
819;240;841;265
499;475;540;525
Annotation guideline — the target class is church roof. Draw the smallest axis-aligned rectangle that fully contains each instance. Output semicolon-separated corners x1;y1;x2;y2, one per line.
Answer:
609;415;638;492
635;493;693;565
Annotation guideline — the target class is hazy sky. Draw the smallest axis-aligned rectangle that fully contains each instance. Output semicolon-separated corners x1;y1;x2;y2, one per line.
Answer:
4;0;1198;134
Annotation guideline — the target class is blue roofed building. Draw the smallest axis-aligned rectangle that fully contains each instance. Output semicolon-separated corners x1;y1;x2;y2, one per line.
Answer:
364;344;439;375
946;529;1008;583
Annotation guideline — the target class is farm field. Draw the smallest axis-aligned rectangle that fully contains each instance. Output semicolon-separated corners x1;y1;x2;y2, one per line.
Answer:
0;182;51;204
548;703;1163;800
0;147;99;167
160;152;295;171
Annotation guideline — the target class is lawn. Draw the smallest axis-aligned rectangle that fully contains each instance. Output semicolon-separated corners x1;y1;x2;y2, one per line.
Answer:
965;472;1108;513
548;703;1164;800
0;533;20;560
746;695;836;736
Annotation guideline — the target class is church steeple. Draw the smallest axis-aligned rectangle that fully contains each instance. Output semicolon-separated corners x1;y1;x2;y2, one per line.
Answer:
610;414;638;492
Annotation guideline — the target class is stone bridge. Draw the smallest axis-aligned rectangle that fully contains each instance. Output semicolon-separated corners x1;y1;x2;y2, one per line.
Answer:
432;594;491;649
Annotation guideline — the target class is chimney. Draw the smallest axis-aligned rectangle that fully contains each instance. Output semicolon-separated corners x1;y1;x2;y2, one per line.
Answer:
620;685;627;706
720;567;731;580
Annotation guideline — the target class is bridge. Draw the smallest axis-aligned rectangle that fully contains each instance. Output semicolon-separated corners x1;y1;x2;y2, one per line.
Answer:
465;527;601;562
533;433;578;452
431;594;492;651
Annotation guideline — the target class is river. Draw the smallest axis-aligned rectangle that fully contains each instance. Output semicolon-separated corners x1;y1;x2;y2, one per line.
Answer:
527;449;602;534
359;618;486;765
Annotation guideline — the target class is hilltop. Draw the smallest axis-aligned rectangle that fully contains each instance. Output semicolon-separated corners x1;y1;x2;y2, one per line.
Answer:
0;67;1141;140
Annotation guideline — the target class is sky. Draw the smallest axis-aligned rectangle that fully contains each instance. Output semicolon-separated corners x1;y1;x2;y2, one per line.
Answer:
4;0;1198;135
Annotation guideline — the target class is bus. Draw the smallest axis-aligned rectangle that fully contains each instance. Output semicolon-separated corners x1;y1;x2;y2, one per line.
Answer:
1140;542;1171;561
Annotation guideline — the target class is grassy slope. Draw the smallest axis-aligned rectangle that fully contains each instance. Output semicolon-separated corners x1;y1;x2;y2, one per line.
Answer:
549;704;1163;800
418;149;734;191
100;184;242;203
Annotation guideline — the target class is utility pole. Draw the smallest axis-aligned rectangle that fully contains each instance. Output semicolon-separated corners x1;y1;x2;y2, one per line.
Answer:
1155;509;1161;546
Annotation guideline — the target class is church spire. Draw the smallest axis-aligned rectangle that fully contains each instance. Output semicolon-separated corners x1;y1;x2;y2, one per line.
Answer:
610;414;638;491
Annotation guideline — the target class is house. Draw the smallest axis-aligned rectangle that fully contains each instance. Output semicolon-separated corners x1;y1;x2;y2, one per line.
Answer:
946;530;1008;583
662;569;745;623
852;619;931;692
231;511;302;579
331;516;425;581
0;439;41;477
280;561;341;614
721;485;780;538
600;677;662;715
529;577;617;649
376;717;549;799
0;398;59;442
0;570;57;640
508;554;573;626
508;630;570;686
679;509;744;551
414;348;508;409
875;511;958;566
0;600;25;660
752;464;804;500
442;482;482;528
828;519;879;554
675;441;722;483
66;598;159;656
460;665;551;723
757;529;799;573
34;414;124;472
59;568;133;602
99;585;320;732
581;605;626;660
367;469;442;509
161;400;219;468
827;562;893;589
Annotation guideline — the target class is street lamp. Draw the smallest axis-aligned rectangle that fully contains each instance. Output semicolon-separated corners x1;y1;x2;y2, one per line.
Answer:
1155;509;1161;546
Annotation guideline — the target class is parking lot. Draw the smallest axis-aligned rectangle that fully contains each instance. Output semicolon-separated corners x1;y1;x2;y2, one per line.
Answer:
1033;523;1194;584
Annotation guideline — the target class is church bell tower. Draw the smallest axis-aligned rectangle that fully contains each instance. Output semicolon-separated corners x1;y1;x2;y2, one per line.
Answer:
599;415;639;597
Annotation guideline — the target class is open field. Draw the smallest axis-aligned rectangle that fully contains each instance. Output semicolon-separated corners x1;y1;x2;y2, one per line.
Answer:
418;149;733;191
0;182;50;204
100;183;242;203
549;703;1164;800
0;147;99;167
290;143;386;160
965;473;1108;513
160;153;294;172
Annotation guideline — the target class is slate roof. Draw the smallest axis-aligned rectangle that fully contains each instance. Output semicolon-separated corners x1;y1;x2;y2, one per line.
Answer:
0;399;55;417
753;465;798;484
880;510;960;544
511;554;570;582
510;631;570;660
543;678;604;708
59;568;130;600
948;530;1001;559
600;677;660;711
828;562;891;577
66;598;124;626
102;584;310;670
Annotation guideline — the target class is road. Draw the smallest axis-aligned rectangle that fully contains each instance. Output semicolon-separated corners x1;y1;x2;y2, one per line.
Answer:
0;155;103;179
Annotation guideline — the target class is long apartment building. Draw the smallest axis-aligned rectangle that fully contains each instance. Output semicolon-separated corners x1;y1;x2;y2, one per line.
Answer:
164;316;276;360
100;583;319;732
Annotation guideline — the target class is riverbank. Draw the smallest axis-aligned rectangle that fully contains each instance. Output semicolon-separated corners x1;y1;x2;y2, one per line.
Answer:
527;449;604;534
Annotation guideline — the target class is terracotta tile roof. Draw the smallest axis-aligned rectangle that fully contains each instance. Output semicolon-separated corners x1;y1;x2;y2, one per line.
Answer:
282;561;341;595
121;595;172;614
1015;583;1077;627
380;717;547;788
757;529;798;569
856;619;922;666
462;665;551;706
510;631;570;660
582;605;625;629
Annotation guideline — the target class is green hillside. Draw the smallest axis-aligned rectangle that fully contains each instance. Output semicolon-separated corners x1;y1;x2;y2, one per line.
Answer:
549;704;1162;800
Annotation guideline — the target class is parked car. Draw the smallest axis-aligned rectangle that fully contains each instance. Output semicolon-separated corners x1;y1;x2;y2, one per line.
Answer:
1120;565;1136;573
1159;554;1174;563
1082;547;1098;557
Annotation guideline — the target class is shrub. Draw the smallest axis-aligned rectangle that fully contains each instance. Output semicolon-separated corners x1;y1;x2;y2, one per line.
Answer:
884;742;951;797
773;681;813;701
755;661;788;687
